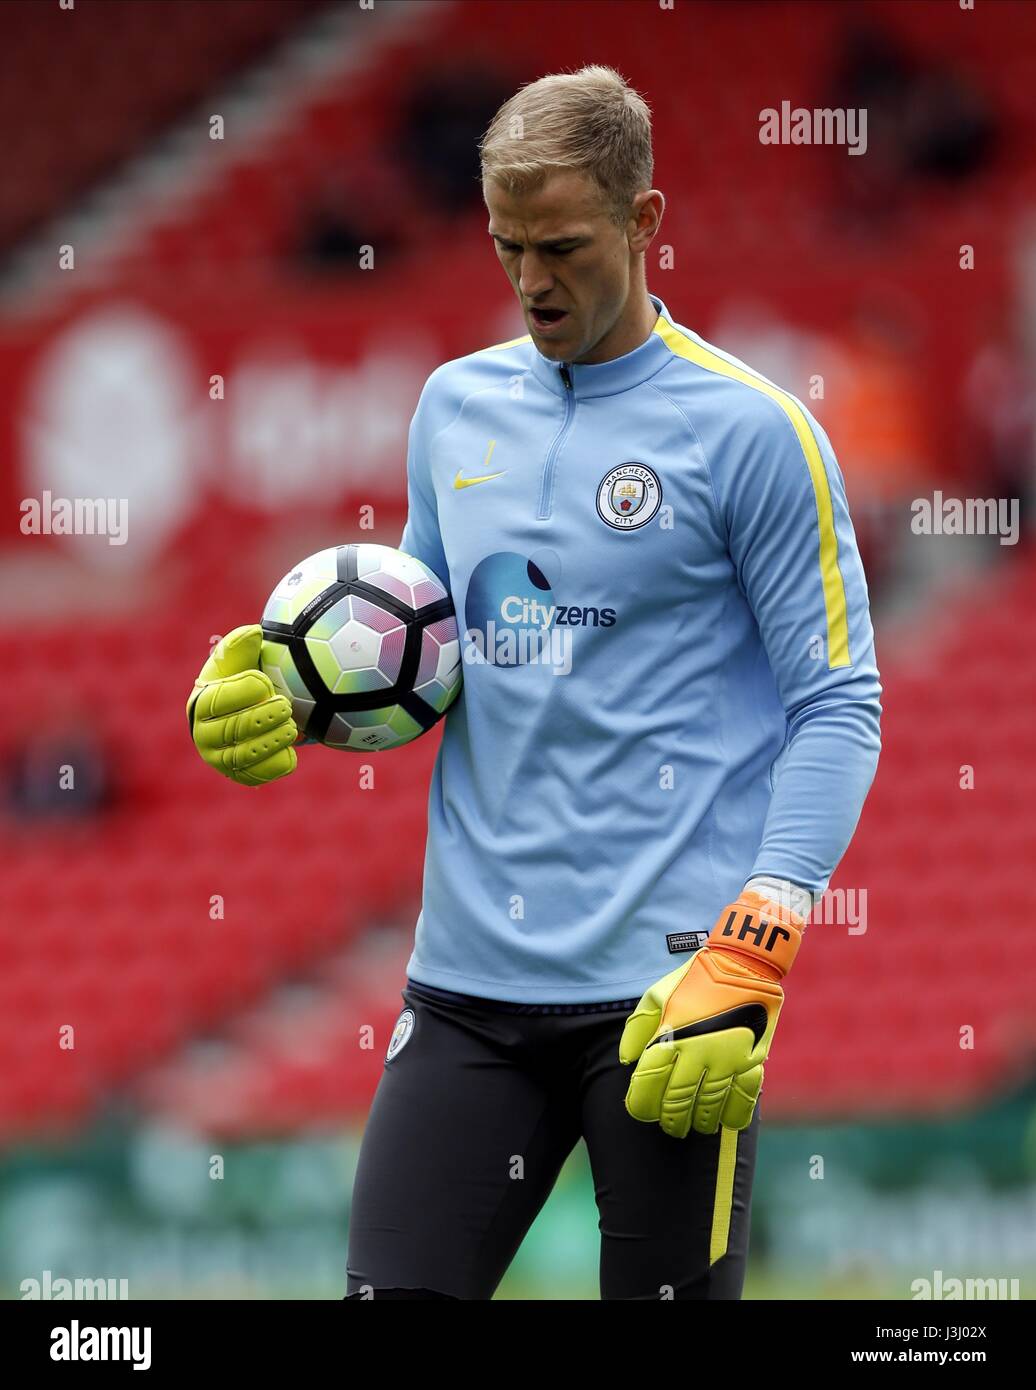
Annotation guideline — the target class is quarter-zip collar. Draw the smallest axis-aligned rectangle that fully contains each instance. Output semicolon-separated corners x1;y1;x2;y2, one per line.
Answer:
529;293;675;399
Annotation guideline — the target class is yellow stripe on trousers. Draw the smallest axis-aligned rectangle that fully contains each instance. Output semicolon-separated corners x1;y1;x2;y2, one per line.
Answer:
709;1124;739;1265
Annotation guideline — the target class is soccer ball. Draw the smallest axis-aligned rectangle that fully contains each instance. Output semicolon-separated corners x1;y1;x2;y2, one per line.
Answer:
259;543;461;751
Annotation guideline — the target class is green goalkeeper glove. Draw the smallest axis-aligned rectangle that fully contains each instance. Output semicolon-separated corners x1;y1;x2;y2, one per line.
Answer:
187;624;298;786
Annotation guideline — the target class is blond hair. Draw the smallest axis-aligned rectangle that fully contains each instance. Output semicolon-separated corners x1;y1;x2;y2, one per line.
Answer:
479;65;653;226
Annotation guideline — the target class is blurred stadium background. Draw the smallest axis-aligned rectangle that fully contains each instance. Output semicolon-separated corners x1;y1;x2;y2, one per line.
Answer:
2;0;1035;1300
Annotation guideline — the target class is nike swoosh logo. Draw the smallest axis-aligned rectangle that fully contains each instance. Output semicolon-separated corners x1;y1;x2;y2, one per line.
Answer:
454;469;505;489
455;439;505;490
653;1004;770;1050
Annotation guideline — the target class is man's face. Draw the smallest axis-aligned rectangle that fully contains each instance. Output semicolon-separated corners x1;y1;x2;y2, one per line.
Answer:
485;170;637;365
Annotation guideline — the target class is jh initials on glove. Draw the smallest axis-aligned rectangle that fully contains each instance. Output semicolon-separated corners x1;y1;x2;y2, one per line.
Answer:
619;890;805;1138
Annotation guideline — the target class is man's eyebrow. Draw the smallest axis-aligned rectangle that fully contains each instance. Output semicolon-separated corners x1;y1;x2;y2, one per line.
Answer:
489;231;589;249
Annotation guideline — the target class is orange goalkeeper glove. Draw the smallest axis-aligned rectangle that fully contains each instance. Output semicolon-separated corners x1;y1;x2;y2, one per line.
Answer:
619;890;805;1138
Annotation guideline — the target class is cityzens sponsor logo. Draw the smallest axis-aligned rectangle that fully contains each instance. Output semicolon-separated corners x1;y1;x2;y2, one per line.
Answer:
498;596;616;628
463;551;616;677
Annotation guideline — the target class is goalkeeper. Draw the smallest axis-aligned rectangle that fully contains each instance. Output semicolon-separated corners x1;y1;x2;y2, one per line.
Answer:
189;67;881;1300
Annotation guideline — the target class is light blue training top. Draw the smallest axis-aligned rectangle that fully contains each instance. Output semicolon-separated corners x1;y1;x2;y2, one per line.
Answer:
399;293;881;1003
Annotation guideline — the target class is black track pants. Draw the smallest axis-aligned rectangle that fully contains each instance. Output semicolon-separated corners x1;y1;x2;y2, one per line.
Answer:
346;979;760;1301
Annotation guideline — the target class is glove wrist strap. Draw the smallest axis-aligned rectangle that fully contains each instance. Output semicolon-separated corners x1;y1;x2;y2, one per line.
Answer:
708;890;804;978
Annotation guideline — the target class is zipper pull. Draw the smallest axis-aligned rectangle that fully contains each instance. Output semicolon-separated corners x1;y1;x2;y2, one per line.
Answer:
559;363;572;390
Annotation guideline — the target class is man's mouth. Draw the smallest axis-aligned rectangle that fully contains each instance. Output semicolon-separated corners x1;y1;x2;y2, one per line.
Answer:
529;306;568;332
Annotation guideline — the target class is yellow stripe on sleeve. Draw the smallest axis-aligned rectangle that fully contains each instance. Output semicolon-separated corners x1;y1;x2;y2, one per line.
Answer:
654;317;851;668
483;333;532;352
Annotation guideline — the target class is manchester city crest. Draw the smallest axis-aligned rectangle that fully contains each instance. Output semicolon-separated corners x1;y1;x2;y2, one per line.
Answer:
386;1008;416;1063
596;463;662;530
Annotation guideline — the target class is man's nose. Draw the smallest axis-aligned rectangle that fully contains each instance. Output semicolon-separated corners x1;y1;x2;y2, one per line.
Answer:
518;253;553;299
